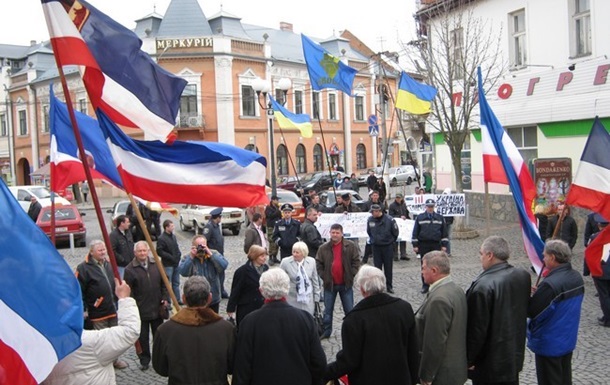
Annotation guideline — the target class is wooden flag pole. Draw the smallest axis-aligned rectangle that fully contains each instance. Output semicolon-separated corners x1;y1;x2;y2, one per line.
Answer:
126;194;181;311
315;116;338;198
484;182;490;237
551;204;569;240
53;66;122;281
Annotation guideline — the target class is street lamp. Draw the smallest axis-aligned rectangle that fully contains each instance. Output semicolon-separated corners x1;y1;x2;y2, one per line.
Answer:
251;77;291;198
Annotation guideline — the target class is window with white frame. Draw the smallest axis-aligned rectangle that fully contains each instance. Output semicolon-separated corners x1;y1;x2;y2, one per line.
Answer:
571;0;591;57
296;144;307;173
313;144;323;171
42;105;49;133
451;27;464;79
509;10;527;67
328;93;337;120
312;91;321;120
277;144;288;175
506;126;537;167
355;95;364;121
242;85;256;117
18;110;27;136
294;90;304;114
179;84;199;126
0;114;6;137
356;143;367;170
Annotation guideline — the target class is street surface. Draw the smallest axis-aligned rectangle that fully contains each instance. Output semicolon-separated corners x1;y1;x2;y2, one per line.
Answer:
56;188;608;385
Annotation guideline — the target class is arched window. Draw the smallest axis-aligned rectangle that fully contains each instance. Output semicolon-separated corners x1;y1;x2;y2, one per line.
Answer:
276;144;288;176
295;144;307;174
313;144;323;172
244;144;259;153
356;143;367;170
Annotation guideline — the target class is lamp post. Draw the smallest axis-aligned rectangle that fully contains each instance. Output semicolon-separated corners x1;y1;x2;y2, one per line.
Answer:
252;77;291;199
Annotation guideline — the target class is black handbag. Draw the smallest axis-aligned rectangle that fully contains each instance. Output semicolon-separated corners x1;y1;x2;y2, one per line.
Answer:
314;302;325;336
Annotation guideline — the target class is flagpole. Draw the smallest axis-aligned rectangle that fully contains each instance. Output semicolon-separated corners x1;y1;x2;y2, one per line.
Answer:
127;194;181;311
53;65;122;281
315;116;338;198
276;126;303;189
551;204;569;240
484;182;490;237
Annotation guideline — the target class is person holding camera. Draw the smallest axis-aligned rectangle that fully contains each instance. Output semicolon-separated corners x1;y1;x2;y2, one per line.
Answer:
178;235;229;313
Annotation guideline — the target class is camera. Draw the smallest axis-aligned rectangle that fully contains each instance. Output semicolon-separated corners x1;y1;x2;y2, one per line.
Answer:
196;244;210;258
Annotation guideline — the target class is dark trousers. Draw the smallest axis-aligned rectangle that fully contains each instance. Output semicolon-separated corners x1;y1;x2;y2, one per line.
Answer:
393;241;407;259
418;242;441;289
219;270;228;295
535;353;573;385
593;277;610;322
362;243;372;263
138;318;163;365
472;381;519;385
209;302;220;314
372;244;394;290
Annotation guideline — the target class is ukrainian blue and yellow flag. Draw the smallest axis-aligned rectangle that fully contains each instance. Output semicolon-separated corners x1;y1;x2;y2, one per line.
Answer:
395;72;437;115
301;34;357;96
269;96;313;138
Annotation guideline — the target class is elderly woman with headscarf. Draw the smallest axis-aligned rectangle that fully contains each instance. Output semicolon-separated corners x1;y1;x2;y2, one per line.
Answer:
279;241;321;315
226;245;269;325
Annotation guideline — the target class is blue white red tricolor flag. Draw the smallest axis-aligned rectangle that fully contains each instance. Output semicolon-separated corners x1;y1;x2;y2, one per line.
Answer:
566;118;610;276
0;180;83;385
478;67;545;273
50;87;123;192
96;109;268;208
41;0;187;142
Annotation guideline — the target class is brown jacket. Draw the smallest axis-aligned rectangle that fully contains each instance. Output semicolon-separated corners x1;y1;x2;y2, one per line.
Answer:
153;307;236;384
316;239;361;290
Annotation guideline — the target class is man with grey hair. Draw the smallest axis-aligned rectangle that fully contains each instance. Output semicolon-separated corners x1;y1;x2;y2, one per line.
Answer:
233;269;326;385
416;251;467;385
325;265;419;385
153;276;236;384
527;240;584;385
466;236;531;385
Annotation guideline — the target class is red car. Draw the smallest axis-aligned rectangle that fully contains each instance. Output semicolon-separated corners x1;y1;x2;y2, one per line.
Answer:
36;204;87;247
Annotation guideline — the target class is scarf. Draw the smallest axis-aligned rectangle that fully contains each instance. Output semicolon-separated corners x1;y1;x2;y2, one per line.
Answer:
296;260;312;303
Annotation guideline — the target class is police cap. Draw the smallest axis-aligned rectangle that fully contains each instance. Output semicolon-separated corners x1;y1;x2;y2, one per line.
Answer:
425;199;436;207
281;203;294;211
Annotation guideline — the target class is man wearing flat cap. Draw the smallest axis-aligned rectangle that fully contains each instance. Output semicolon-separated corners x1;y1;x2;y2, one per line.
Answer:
204;207;229;298
272;203;301;260
367;204;400;293
335;192;361;213
412;199;448;294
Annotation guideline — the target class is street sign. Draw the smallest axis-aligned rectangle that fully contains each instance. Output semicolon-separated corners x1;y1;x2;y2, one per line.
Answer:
368;125;379;136
367;115;378;125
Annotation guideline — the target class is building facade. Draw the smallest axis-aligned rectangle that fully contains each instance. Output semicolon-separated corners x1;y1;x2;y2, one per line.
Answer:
416;0;610;201
1;0;425;193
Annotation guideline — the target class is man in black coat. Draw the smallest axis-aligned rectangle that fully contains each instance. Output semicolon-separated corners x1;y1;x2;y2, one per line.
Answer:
325;265;419;385
110;214;135;278
546;203;578;250
233;268;326;385
156;219;182;306
265;196;282;264
300;207;325;258
124;241;168;371
367;204;399;293
27;195;42;221
366;169;377;191
388;193;410;261
466;236;531;385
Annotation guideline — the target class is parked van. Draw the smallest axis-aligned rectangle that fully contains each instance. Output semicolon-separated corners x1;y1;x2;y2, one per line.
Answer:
8;185;71;212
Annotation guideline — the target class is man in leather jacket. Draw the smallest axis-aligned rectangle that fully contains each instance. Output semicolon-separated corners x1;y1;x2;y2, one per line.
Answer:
466;236;531;385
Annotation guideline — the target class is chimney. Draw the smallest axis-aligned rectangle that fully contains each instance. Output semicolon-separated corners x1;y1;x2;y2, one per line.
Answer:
30;40;37;46
279;22;293;32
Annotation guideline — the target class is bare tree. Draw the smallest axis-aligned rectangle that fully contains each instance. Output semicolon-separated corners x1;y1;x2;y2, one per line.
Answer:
404;1;506;192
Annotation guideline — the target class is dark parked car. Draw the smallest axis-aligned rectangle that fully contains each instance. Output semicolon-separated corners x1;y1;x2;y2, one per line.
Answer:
318;189;367;212
37;204;87;247
297;171;340;192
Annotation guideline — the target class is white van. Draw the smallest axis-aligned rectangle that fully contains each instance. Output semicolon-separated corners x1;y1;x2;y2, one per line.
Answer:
8;185;71;212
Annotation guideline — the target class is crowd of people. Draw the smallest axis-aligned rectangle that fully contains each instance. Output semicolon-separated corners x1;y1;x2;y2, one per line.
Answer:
40;179;610;385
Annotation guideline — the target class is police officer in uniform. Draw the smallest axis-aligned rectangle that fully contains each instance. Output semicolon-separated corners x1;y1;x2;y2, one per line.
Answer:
204;208;229;298
367;204;400;293
272;203;301;260
411;199;448;294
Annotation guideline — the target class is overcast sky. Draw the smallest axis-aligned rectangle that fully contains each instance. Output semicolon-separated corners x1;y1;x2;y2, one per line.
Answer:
5;0;417;57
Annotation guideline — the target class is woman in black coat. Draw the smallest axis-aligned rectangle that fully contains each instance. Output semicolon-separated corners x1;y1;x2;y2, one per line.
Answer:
227;245;269;325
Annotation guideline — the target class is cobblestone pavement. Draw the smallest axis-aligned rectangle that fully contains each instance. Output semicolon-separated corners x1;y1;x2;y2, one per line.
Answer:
58;193;608;385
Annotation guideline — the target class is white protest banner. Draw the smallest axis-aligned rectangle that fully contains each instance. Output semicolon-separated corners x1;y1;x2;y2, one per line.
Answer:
314;213;414;241
404;193;466;216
